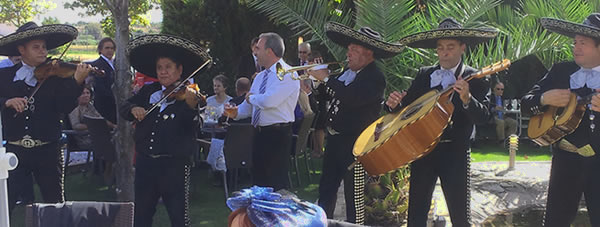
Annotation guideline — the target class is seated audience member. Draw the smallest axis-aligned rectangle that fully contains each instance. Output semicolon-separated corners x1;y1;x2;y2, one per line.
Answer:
69;86;116;148
205;74;232;123
488;82;517;144
0;55;21;68
220;77;251;124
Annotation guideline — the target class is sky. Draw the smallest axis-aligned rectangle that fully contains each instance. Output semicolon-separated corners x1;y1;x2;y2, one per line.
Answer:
34;0;163;24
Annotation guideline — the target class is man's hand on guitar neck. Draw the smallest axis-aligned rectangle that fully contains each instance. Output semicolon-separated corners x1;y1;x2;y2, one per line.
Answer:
386;91;406;109
591;89;600;112
541;89;571;107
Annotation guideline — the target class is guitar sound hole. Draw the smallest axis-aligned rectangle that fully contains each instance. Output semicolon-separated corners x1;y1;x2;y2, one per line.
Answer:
401;104;422;120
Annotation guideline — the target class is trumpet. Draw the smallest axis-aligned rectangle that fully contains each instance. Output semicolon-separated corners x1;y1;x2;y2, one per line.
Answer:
276;60;347;81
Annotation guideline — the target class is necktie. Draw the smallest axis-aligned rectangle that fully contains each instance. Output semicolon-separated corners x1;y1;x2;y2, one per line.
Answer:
252;69;270;127
430;69;455;89
496;96;503;119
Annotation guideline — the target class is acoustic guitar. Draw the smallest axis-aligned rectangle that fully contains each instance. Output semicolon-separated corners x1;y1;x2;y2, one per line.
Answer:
352;59;511;176
528;92;597;146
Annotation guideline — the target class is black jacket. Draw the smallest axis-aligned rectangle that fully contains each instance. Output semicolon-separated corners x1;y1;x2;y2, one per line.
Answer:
521;61;600;149
0;63;82;142
325;61;386;135
89;56;116;124
120;82;198;158
387;64;490;146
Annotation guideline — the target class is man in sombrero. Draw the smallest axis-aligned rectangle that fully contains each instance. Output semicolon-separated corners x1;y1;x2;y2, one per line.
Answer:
0;22;92;213
385;18;496;226
521;13;600;226
308;22;404;224
121;34;208;227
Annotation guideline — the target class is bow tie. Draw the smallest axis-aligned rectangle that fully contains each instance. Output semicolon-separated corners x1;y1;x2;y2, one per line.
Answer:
14;64;37;87
430;69;456;89
570;68;600;89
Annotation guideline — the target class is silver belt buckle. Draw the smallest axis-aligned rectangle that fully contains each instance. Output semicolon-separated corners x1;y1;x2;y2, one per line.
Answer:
21;135;36;148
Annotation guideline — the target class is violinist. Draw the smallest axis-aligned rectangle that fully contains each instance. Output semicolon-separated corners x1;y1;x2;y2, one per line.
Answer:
120;34;209;227
0;22;92;213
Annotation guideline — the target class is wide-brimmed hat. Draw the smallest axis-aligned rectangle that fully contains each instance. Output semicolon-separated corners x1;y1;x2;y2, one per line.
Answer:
0;22;77;56
540;13;600;39
399;18;498;49
127;34;212;78
325;22;404;59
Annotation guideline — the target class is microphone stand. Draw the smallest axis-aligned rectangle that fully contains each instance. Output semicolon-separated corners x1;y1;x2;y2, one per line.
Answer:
0;114;19;227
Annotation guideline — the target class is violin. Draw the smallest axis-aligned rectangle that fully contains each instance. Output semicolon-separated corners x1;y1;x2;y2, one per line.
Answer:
165;82;207;105
34;58;105;81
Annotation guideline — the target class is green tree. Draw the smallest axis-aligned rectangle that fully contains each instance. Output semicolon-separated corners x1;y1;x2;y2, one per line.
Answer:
64;0;159;37
41;16;60;25
64;0;158;201
0;0;55;26
83;22;103;40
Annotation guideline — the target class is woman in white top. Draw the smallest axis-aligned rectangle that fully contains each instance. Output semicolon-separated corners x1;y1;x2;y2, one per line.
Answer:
205;74;232;121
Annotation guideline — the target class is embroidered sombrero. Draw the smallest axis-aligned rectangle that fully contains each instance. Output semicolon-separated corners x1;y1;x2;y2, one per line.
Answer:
540;13;600;39
0;22;77;56
325;22;404;59
399;18;498;49
127;34;212;78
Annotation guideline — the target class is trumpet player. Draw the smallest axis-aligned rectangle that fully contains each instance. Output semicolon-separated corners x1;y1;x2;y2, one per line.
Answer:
308;22;404;224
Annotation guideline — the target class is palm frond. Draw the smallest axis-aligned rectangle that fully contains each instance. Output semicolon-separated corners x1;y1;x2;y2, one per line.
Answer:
246;0;353;61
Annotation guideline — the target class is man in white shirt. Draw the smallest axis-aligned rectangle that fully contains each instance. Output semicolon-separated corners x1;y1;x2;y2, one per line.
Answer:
225;32;299;190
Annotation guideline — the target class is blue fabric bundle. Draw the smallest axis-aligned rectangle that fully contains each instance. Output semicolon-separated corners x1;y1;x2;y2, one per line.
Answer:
227;186;327;227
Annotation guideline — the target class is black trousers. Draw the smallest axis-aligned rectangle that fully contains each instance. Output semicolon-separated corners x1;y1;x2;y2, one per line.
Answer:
134;154;191;227
8;143;64;213
544;148;600;226
408;142;471;227
252;124;292;191
318;132;366;224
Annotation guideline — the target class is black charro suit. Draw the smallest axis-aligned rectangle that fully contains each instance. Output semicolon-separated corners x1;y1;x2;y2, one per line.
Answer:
120;82;198;227
387;64;490;226
89;56;116;124
0;63;83;213
318;61;385;224
521;61;600;226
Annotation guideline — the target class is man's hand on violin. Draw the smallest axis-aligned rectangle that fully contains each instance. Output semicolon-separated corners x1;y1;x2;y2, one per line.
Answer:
184;86;200;109
74;63;93;85
131;107;146;121
386;91;406;109
5;97;28;113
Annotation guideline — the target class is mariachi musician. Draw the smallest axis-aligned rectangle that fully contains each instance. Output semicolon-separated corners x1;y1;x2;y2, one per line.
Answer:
521;13;600;226
0;22;92;213
121;34;209;227
308;22;404;224
385;18;496;226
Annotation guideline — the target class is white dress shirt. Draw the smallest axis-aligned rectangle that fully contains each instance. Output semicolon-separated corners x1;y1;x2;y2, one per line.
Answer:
236;59;300;126
101;55;114;70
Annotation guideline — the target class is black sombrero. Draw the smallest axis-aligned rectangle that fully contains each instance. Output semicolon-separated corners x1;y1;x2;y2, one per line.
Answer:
540;13;600;39
0;22;77;56
325;22;404;59
399;18;498;49
127;34;212;78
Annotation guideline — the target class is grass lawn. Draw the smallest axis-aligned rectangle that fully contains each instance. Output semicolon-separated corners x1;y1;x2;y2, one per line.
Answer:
7;139;551;226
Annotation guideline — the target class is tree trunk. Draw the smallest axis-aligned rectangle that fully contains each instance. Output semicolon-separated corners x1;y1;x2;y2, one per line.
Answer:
107;0;135;202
